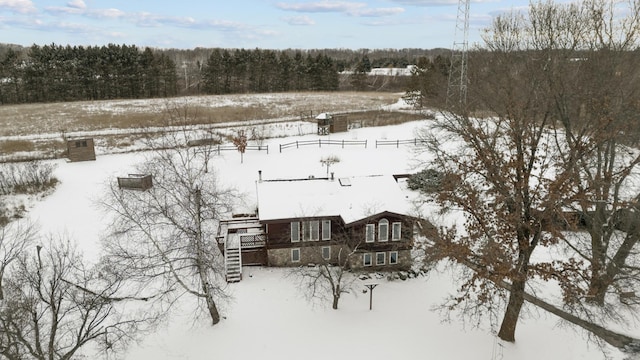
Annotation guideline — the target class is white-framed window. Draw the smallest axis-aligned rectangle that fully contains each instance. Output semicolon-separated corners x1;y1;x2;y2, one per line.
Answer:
302;220;320;241
322;246;331;261
376;252;386;265
365;224;375;243
389;251;398;265
378;219;389;241
291;222;300;242
363;253;372;266
322;220;331;240
291;248;300;263
310;220;320;241
392;222;402;241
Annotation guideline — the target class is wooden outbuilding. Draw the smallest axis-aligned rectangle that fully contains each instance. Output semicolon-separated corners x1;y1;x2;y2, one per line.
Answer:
316;113;348;135
117;174;153;191
66;138;96;162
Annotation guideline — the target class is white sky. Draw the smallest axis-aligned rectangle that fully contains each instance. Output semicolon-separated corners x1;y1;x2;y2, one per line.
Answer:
0;0;536;50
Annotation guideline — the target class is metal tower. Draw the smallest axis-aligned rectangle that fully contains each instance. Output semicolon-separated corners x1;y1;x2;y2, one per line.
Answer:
446;0;470;107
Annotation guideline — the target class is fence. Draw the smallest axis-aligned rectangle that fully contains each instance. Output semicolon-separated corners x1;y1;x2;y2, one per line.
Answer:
207;145;269;155
279;139;368;153
375;139;426;148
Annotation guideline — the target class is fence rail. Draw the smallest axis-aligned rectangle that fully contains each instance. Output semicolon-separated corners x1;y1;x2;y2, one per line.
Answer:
375;139;426;148
209;145;269;154
279;139;368;152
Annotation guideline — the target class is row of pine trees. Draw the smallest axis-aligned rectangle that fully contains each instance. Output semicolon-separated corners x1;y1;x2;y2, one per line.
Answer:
0;45;341;104
0;44;177;104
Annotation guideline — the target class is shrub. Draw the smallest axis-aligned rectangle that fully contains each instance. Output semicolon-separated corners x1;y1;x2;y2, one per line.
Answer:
0;161;58;195
407;168;443;194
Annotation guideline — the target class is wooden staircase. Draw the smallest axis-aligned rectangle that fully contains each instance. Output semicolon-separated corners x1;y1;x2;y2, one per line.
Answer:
225;246;242;283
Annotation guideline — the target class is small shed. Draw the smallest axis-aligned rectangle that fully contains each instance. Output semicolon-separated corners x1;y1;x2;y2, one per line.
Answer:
316;113;348;135
316;113;332;135
66;138;96;162
117;174;153;191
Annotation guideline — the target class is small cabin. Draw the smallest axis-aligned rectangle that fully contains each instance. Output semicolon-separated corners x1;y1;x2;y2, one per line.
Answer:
117;174;153;191
66;138;96;162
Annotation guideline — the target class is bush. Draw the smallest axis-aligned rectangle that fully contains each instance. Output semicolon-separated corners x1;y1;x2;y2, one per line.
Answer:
407;168;443;193
0;161;58;195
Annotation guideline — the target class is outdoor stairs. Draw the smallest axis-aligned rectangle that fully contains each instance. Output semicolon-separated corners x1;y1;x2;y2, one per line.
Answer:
225;246;242;283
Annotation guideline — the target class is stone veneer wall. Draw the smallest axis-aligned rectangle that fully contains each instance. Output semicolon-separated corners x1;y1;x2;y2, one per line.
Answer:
268;245;350;267
268;246;411;270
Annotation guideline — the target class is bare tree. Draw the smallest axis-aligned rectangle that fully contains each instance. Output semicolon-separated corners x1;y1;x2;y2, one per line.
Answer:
319;155;340;177
523;0;640;306
0;220;37;300
102;130;237;325
0;234;157;360
289;238;357;310
416;0;640;347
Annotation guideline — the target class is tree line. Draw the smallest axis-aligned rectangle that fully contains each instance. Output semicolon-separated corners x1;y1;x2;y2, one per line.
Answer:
200;48;338;94
0;44;178;104
0;44;444;104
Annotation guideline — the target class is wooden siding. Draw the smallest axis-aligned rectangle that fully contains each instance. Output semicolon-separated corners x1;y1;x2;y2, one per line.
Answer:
67;138;96;162
347;212;414;251
117;174;153;191
264;216;343;249
330;116;348;133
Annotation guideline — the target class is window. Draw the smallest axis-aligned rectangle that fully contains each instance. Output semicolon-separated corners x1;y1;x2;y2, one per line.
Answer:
378;219;389;241
291;248;300;263
392;222;402;241
365;224;375;243
376;252;386;265
389;251;398;265
291;222;300;242
302;220;320;241
363;253;372;266
322;246;331;261
310;220;320;241
75;140;87;148
322;220;331;240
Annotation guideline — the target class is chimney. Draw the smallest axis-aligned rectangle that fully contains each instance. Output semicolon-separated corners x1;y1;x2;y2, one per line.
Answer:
330;172;334;181
258;170;262;182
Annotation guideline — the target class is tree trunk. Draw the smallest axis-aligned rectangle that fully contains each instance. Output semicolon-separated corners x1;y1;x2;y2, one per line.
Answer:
497;278;526;342
205;291;221;325
332;284;340;310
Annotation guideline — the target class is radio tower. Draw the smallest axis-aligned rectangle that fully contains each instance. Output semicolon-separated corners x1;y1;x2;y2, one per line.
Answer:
446;0;470;108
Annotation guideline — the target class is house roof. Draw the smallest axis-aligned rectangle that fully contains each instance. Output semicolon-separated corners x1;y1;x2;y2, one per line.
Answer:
256;174;417;224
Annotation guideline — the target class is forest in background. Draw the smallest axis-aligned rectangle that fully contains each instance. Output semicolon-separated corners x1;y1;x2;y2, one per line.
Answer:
0;43;450;105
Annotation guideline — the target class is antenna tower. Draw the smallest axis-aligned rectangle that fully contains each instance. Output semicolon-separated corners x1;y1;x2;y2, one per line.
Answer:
446;0;470;107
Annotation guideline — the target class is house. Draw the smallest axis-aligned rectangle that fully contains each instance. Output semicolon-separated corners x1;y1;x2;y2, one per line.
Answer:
217;172;426;282
66;138;96;162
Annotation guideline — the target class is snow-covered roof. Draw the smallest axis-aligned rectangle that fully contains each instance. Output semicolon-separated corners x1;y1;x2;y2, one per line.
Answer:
256;174;416;224
315;112;331;120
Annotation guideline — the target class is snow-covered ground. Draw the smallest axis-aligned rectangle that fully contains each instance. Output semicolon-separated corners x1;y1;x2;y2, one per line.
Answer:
23;118;637;360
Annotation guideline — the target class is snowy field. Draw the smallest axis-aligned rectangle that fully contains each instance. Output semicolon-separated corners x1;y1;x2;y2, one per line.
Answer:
24;118;637;360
